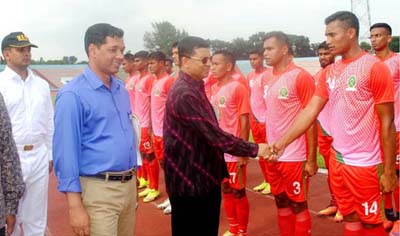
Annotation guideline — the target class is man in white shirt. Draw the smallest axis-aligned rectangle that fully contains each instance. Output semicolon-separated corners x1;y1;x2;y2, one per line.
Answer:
0;32;53;236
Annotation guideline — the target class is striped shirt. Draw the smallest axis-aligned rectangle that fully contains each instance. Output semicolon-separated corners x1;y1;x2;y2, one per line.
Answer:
163;72;258;196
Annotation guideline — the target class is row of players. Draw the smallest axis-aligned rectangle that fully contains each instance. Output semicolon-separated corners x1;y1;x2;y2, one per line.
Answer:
122;15;399;236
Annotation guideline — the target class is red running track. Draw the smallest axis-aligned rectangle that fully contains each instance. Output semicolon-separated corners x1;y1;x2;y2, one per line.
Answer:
47;159;346;236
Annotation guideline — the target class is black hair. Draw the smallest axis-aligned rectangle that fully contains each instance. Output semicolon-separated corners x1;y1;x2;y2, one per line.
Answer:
370;23;392;35
133;50;149;59
172;41;178;48
325;11;359;37
213;49;236;68
124;52;135;60
84;23;123;55
178;36;209;63
264;31;291;54
248;49;264;56
149;51;167;62
318;41;329;50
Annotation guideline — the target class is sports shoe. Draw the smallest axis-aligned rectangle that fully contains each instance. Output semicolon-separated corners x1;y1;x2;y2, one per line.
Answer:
389;220;400;236
223;230;237;236
138;177;149;189
334;210;343;222
253;181;267;191
143;189;160;203
317;205;338;217
163;204;172;214
138;188;151;198
157;198;170;209
261;183;271;195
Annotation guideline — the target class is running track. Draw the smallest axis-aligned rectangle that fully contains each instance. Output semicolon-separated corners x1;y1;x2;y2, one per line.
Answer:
47;159;346;236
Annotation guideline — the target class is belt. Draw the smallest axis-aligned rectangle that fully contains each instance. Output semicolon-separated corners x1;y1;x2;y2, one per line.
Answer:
89;168;136;183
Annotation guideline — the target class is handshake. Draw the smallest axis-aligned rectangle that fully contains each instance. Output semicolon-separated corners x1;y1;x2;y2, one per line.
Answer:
256;143;282;162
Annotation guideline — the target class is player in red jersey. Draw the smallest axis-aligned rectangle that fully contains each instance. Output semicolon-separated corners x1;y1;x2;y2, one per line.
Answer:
145;51;175;203
370;22;400;235
314;42;342;221
130;51;157;201
165;57;173;75
262;31;317;236
210;50;251;236
157;42;180;214
124;52;149;190
270;12;398;236
123;52;138;112
247;50;271;195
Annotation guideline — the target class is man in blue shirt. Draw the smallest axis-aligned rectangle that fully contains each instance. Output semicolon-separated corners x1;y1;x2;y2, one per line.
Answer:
53;23;138;236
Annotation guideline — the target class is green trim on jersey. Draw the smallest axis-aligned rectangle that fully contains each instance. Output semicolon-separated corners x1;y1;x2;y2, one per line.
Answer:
333;148;345;164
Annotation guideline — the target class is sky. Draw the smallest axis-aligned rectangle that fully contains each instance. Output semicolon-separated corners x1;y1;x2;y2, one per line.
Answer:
0;0;398;61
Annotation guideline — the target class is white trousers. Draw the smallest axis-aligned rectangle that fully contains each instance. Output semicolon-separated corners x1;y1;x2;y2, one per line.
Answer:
12;144;49;236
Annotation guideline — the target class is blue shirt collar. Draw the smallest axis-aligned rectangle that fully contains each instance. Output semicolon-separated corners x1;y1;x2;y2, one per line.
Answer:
84;66;120;92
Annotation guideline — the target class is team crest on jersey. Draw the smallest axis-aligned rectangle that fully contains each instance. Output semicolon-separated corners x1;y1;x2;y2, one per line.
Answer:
346;75;357;91
154;89;160;96
278;87;289;99
219;96;226;107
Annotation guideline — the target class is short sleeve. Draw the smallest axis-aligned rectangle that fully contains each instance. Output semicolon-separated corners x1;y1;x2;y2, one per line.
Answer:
234;84;251;116
314;67;330;101
296;70;316;107
369;62;394;104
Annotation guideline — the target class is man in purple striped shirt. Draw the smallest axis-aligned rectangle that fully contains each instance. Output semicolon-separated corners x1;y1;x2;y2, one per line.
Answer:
163;36;270;236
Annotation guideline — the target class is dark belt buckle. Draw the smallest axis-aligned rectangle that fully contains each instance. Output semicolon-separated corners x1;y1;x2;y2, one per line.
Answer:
24;145;34;151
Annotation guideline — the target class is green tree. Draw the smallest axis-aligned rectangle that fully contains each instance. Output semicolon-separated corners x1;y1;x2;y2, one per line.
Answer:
389;36;399;52
288;34;314;57
229;37;251;60
310;43;320;56
143;21;189;55
360;41;372;52
208;39;231;52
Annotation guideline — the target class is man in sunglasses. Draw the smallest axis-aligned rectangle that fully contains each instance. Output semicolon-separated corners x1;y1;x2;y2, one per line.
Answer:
163;36;270;236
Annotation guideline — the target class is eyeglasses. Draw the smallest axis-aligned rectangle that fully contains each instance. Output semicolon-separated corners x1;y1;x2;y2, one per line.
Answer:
185;55;212;64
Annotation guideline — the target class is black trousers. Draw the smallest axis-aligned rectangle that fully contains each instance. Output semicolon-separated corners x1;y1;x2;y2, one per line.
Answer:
0;227;4;236
170;186;221;236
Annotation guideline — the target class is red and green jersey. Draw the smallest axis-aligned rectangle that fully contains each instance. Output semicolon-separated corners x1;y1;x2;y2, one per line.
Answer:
248;68;269;123
151;73;175;137
211;79;250;162
132;72;154;128
316;52;394;166
263;62;315;162
381;53;400;132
